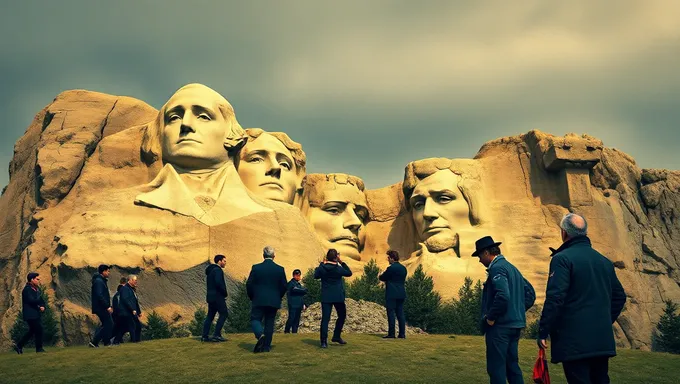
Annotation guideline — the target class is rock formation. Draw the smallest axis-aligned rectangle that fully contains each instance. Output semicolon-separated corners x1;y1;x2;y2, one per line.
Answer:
1;89;678;351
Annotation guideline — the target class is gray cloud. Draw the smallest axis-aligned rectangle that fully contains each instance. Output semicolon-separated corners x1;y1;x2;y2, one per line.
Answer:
1;1;679;190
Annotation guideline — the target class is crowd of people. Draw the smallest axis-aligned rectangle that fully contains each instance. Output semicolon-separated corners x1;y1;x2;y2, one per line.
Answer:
11;212;627;384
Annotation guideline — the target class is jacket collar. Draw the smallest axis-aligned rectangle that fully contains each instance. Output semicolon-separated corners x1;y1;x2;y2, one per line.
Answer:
487;254;505;270
550;235;591;256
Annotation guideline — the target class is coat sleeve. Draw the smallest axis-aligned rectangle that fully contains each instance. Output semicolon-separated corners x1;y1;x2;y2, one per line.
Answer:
610;267;627;323
523;277;536;311
314;265;323;280
379;265;390;282
120;288;135;313
212;268;228;298
486;268;510;321
279;269;288;298
24;287;43;308
246;268;255;300
538;255;571;339
94;280;110;309
291;283;308;296
339;262;353;277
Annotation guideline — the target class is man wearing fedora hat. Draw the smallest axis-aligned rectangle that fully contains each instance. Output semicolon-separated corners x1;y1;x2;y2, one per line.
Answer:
474;236;536;384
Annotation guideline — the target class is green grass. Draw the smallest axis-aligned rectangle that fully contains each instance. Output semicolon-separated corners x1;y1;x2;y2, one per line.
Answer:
1;334;678;383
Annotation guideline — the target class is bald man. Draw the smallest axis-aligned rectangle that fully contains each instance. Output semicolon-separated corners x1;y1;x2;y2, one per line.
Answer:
537;213;626;384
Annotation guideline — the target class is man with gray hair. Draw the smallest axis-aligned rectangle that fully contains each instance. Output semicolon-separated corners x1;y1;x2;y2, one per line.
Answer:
246;246;288;353
537;213;627;383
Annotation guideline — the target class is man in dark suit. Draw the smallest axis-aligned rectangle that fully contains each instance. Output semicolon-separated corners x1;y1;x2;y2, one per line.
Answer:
315;248;353;348
89;264;113;348
475;236;536;384
110;277;127;345
114;275;142;343
13;272;46;354
246;246;288;353
202;254;229;342
284;269;308;334
538;213;626;384
379;250;408;339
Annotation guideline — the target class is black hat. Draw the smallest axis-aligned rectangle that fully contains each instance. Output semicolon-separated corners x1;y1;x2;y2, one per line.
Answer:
472;236;502;257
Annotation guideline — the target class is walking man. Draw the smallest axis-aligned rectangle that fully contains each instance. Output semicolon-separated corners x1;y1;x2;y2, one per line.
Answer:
474;236;536;384
315;248;353;348
13;272;46;354
202;254;229;342
111;277;126;345
246;246;288;353
284;269;308;334
114;275;142;343
89;264;113;348
379;250;407;339
537;213;627;383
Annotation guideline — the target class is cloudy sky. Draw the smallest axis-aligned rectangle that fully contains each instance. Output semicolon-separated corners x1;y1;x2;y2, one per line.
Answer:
1;1;679;190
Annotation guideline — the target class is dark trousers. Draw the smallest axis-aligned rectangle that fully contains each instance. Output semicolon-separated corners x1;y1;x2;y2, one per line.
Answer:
17;319;43;351
386;299;406;337
285;307;302;333
562;356;610;384
115;316;141;343
203;300;228;338
320;302;346;341
92;310;114;346
251;306;278;349
485;326;523;384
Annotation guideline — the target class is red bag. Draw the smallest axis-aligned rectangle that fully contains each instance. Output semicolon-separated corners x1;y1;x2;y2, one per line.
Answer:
532;348;551;384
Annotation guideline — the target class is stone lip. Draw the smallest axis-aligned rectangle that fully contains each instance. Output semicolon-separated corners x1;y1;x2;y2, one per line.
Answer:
275;298;426;335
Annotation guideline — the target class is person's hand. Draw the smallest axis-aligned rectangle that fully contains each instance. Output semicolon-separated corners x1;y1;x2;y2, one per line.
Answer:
538;339;548;349
486;318;495;326
107;307;113;314
39;307;45;312
303;305;307;311
132;310;137;316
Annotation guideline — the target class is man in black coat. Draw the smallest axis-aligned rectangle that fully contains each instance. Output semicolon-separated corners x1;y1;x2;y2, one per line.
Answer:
284;269;308;334
538;213;627;383
202;254;229;342
475;236;536;384
111;277;127;345
246;246;288;353
89;264;113;348
114;275;142;343
314;248;353;348
379;250;408;339
13;272;46;354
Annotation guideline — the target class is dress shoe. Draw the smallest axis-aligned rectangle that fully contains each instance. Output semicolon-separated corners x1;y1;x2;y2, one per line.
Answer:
253;335;265;353
320;341;328;348
382;335;396;339
331;337;347;345
88;341;99;348
398;335;406;339
13;345;23;354
211;336;227;342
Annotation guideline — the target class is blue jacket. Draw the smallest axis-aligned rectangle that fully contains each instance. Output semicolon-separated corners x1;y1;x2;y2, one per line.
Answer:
314;262;352;303
481;255;535;332
538;236;627;363
286;279;308;309
118;283;141;318
91;273;111;314
246;259;288;309
22;284;45;321
205;264;228;303
379;262;407;304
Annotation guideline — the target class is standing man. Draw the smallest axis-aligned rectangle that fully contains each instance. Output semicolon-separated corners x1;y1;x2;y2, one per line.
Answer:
537;213;626;383
379;250;407;339
315;248;353;348
246;246;288;353
111;277;127;345
202;254;229;342
474;236;536;384
115;275;142;343
89;264;113;348
13;272;46;354
284;269;308;334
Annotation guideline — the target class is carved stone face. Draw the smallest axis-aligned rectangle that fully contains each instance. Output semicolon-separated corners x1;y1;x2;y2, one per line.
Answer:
237;133;298;203
409;169;471;252
302;181;368;261
161;86;230;170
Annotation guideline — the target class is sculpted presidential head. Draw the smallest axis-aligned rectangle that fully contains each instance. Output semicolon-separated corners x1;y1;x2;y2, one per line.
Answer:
298;174;368;261
141;83;246;169
236;128;306;204
403;158;482;254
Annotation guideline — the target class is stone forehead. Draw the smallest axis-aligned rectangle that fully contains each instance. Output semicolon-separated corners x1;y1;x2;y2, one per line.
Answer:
162;83;231;115
304;173;367;207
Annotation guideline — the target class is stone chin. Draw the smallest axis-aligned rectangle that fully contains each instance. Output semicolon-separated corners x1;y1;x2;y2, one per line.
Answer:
254;183;292;203
423;232;459;254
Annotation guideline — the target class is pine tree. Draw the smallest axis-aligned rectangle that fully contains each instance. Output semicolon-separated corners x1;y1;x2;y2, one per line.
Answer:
225;279;252;332
452;277;483;335
655;300;680;354
404;264;441;331
188;306;214;337
347;259;385;305
302;267;321;306
142;311;172;340
10;286;59;347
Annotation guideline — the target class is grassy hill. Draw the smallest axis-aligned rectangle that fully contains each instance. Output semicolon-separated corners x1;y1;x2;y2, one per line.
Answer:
1;334;678;383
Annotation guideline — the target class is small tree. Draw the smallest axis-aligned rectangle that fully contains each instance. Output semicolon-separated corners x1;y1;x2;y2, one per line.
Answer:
225;279;252;333
522;318;540;339
404;265;441;332
188;306;214;337
10;286;59;347
142;311;172;340
452;277;483;335
347;259;385;305
654;300;680;354
302;267;321;306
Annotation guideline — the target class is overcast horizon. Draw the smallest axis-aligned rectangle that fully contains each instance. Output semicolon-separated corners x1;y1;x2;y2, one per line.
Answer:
1;1;679;190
